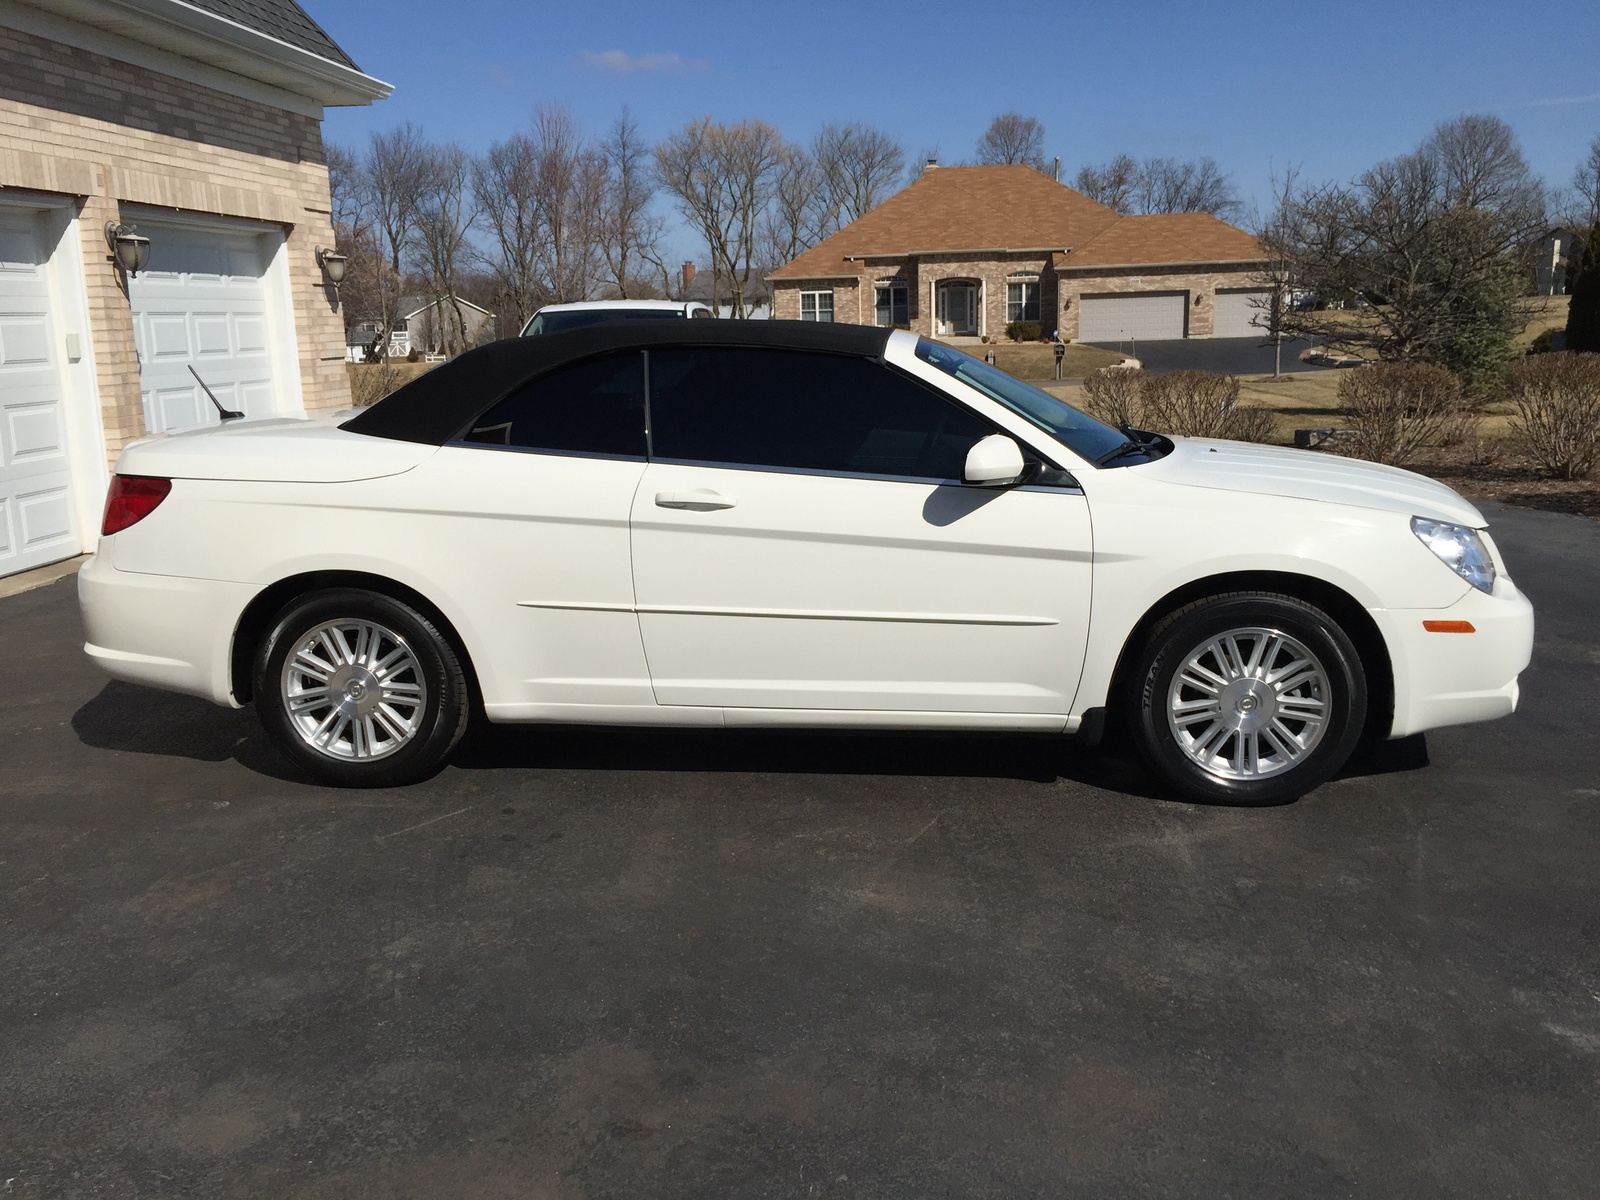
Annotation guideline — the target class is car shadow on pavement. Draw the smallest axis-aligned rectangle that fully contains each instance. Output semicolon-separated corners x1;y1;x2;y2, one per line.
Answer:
71;680;1429;800
71;680;314;784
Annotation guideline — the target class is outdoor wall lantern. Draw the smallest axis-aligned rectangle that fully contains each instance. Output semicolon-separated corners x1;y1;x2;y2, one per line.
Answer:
104;222;152;277
316;246;349;289
1194;294;1206;307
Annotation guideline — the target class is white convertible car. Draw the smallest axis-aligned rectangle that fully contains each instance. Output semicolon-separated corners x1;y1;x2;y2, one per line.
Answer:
80;323;1534;802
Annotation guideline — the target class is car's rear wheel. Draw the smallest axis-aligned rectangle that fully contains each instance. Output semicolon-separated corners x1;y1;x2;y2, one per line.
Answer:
1126;593;1367;805
254;588;470;787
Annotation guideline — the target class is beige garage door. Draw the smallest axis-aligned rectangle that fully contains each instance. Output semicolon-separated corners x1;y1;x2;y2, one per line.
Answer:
1214;290;1271;338
0;209;78;579
1079;292;1187;342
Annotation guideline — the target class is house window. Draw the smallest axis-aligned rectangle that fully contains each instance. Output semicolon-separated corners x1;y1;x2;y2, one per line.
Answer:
799;289;834;322
1007;281;1040;323
874;284;908;328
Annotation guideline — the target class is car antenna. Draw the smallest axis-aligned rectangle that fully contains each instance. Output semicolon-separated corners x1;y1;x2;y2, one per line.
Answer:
188;365;244;421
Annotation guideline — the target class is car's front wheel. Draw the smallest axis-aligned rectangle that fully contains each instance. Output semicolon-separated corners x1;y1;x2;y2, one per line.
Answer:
1126;593;1367;805
254;588;470;787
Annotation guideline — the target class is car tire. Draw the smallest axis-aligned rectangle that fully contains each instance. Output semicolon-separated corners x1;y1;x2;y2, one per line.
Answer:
1125;592;1367;805
254;588;470;788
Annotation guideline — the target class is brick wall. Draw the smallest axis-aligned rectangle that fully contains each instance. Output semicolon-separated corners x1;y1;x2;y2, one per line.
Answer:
0;24;350;463
773;260;1264;342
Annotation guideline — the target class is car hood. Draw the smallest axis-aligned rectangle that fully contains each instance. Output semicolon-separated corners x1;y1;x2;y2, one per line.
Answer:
116;416;435;483
1135;438;1486;527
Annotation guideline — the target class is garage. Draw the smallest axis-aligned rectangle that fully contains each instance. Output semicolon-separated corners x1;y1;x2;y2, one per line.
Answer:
1078;291;1187;342
129;220;296;434
1213;289;1272;338
0;208;78;578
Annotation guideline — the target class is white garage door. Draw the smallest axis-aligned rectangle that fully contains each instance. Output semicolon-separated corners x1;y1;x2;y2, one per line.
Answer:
1079;292;1187;342
0;209;78;578
1214;290;1272;338
130;223;281;434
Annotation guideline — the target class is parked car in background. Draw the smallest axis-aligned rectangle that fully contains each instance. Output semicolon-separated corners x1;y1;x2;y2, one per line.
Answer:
81;322;1533;803
521;299;713;335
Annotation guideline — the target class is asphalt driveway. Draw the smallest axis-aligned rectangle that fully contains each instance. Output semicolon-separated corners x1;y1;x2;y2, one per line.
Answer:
2;503;1597;1198
1083;335;1333;375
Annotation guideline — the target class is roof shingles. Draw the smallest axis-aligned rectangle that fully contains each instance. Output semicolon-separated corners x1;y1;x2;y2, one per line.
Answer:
768;165;1262;279
180;0;360;69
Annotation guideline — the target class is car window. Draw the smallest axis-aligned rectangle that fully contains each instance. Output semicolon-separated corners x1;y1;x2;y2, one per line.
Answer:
460;351;646;458
648;348;994;480
913;338;1128;464
523;309;682;335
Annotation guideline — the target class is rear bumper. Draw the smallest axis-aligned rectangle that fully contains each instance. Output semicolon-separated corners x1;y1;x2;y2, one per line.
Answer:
78;552;252;708
1376;578;1535;739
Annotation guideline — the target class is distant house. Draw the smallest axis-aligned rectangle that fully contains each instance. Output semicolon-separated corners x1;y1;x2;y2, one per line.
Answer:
677;262;771;319
346;294;495;360
767;163;1269;343
1534;228;1584;296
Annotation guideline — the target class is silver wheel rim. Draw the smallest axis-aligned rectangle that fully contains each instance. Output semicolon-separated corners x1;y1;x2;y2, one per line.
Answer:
280;618;428;762
1166;626;1330;781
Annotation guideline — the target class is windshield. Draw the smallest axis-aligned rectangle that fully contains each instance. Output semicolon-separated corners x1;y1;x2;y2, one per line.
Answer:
523;308;684;336
914;338;1128;464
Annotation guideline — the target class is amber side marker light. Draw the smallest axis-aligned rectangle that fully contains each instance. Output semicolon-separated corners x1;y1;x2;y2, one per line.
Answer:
102;475;172;536
1422;620;1476;634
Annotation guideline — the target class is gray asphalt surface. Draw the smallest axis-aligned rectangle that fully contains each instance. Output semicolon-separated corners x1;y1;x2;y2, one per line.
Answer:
1084;335;1333;375
2;502;1597;1198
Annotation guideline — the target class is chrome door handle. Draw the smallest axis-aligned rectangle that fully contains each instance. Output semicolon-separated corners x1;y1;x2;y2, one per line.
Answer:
655;490;736;511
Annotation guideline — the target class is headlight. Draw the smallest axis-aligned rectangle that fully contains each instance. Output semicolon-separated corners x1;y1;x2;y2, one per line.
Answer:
1411;517;1496;593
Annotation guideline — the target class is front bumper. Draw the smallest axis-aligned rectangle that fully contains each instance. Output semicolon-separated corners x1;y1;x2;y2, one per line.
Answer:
78;552;254;708
1374;577;1535;739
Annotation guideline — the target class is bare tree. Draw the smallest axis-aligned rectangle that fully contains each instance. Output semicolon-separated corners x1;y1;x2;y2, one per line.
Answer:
762;143;829;270
1073;154;1240;217
360;124;427;372
529;106;608;304
656;117;785;317
1266;129;1539;385
596;108;663;299
1074;154;1137;212
1422;114;1545;221
1133;157;1240;217
814;123;905;224
409;141;479;355
1248;167;1303;376
975;114;1046;170
474;131;543;330
1561;132;1600;228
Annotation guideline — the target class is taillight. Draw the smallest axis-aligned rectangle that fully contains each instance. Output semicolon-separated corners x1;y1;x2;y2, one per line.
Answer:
102;475;172;536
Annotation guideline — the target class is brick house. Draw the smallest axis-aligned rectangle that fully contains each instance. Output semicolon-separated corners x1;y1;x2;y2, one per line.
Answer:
0;0;388;579
768;163;1269;345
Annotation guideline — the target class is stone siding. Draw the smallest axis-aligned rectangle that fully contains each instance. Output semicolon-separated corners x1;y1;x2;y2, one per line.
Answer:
0;24;350;463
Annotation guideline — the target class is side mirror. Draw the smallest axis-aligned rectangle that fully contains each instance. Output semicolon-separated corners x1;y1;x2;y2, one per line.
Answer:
963;434;1027;488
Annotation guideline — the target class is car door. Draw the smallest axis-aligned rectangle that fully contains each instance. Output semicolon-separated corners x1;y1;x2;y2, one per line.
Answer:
415;350;655;717
629;346;1093;717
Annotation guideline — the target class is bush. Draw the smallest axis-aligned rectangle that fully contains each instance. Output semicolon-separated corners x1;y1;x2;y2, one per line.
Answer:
1004;320;1041;343
1081;366;1144;428
1079;367;1276;443
1506;352;1600;479
1528;328;1563;355
1336;362;1465;465
1141;370;1241;439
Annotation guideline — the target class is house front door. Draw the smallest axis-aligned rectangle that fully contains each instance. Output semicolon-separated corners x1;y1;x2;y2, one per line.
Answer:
936;282;978;337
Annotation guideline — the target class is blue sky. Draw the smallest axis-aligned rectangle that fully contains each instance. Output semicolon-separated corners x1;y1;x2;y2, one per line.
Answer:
312;0;1600;263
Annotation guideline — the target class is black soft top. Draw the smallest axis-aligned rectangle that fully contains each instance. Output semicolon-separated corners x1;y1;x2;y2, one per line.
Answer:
341;319;893;445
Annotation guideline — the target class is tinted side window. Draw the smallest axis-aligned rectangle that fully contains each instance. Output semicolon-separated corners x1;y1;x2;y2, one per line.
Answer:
648;348;993;479
461;352;646;457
